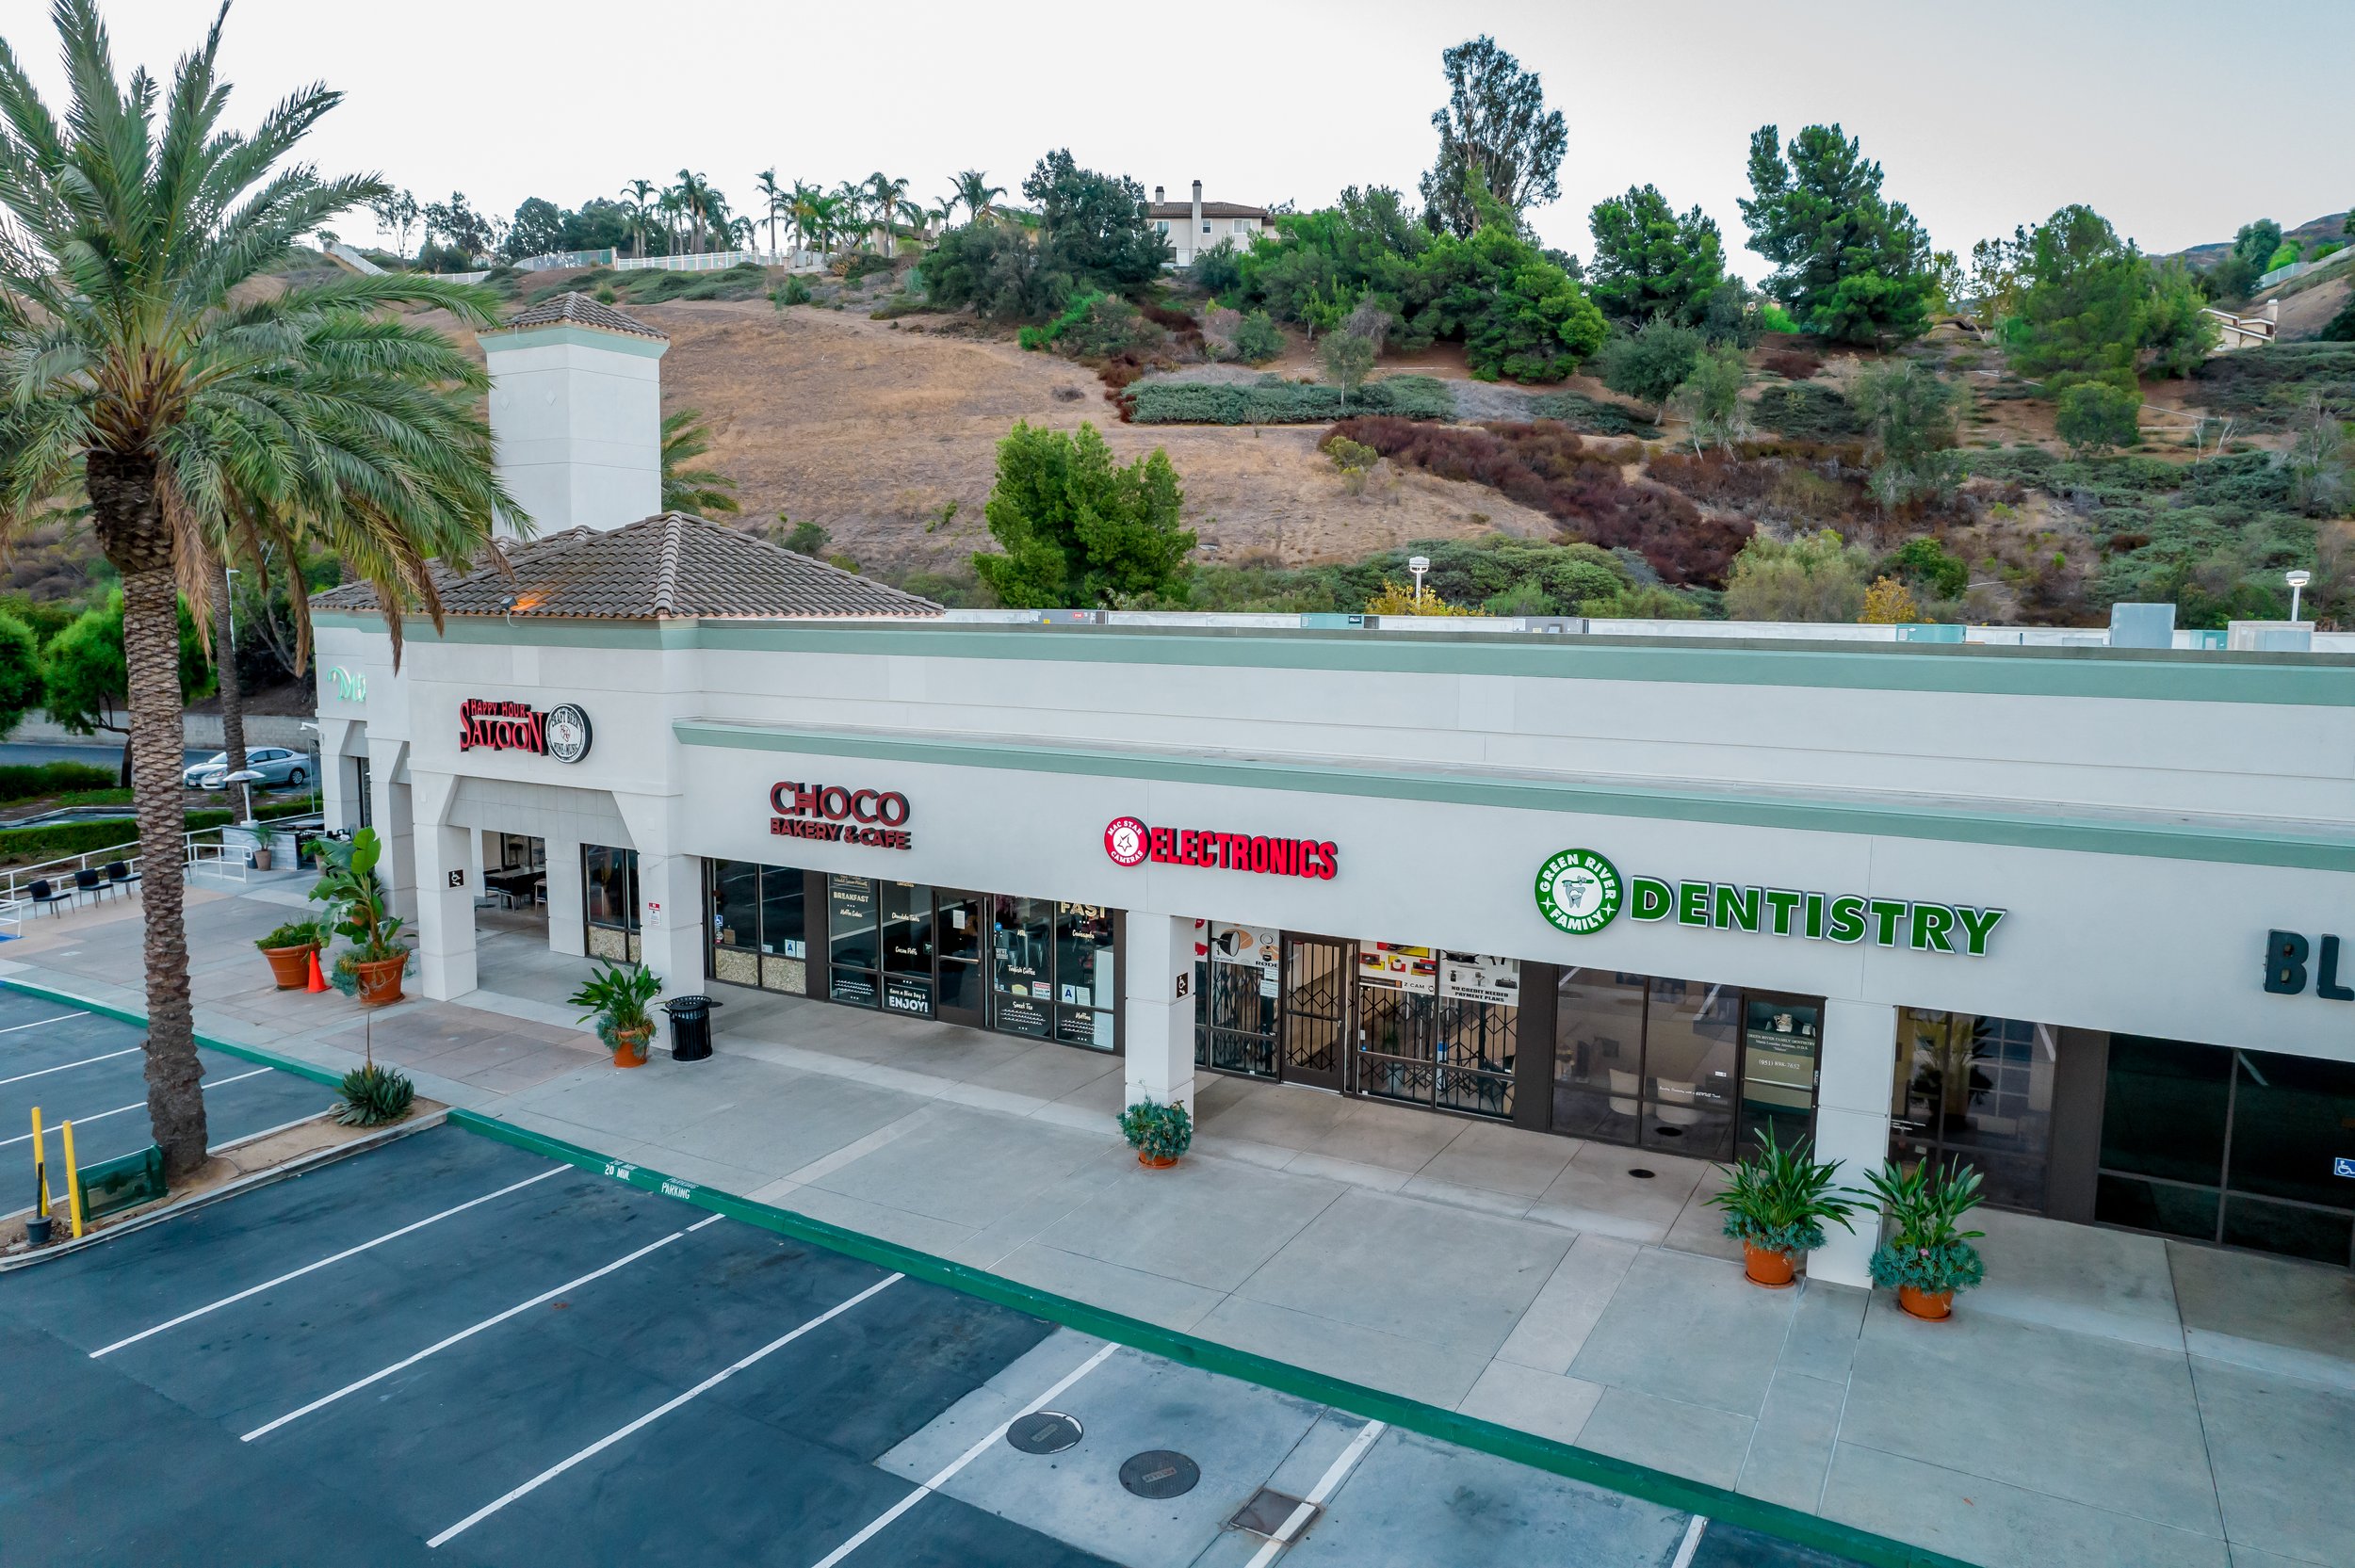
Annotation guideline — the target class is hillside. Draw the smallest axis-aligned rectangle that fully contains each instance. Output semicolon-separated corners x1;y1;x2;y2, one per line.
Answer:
2169;212;2349;267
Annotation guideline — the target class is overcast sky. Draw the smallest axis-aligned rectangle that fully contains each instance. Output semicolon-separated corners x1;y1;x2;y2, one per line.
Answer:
14;0;2350;269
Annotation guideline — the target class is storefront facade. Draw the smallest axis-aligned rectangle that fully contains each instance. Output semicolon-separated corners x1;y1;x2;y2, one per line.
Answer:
310;590;2355;1287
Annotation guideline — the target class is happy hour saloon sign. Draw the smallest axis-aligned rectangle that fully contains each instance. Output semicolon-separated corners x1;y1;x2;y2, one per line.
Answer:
458;698;592;763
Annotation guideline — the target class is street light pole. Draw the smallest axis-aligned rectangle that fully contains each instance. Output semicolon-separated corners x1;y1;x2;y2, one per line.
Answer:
2286;569;2312;622
1408;554;1430;608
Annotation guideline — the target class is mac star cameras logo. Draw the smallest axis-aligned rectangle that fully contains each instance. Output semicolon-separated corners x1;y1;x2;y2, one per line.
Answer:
1104;816;1149;867
1535;848;1623;936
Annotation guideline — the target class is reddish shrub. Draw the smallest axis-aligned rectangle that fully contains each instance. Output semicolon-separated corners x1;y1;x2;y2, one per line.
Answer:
1327;417;1753;585
1761;348;1823;380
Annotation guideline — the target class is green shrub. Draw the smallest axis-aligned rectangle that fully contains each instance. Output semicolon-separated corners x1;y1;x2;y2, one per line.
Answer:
1705;1127;1863;1257
1017;289;1104;351
0;809;254;868
773;275;813;307
2055;381;2142;455
0;761;116;801
1048;295;1167;361
1579;584;1707;619
1525;392;1659;439
333;1062;415;1127
1595;317;1701;414
1128;374;1453;425
1232;310;1283;364
2265;241;2300;272
1752;382;1861;439
256;919;328;952
1118;1098;1193;1161
1757;303;1802;334
1877;537;1969;598
1190;238;1244;296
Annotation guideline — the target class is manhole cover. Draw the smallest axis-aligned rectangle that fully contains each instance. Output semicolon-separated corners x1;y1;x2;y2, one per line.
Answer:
1007;1411;1083;1455
1628;1168;1656;1179
1229;1486;1315;1538
1119;1449;1200;1499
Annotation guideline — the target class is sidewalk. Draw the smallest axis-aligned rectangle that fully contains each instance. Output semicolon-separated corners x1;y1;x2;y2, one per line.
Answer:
6;884;2349;1568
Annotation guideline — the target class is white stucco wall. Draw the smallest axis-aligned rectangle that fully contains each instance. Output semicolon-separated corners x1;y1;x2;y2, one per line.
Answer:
481;328;666;535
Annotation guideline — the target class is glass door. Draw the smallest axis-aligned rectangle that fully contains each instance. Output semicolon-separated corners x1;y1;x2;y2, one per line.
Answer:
1739;993;1821;1154
825;874;880;1008
1196;922;1281;1078
934;888;985;1028
881;881;935;1018
1279;934;1350;1091
1891;1010;2055;1212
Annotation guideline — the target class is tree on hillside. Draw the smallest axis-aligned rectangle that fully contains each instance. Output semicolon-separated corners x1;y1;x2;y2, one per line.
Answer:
1322;304;1384;412
1421;36;1567;238
1723;529;1873;622
1850;362;1964;508
866;171;910;256
1597;316;1703;419
622;178;658;257
2143;260;2218;377
2000;205;2148;394
1672;345;1748;452
755;169;787;257
422;191;498;265
1586;185;1728;329
660;411;741;516
954;170;1005;224
366;187;418;260
505;198;566;260
973;422;1194;608
1024;151;1168;296
41;593;208;765
0;0;513;1176
1740;124;1937;346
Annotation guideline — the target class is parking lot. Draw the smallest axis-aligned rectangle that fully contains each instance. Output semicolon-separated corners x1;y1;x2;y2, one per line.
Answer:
1;1117;1875;1566
0;990;331;1196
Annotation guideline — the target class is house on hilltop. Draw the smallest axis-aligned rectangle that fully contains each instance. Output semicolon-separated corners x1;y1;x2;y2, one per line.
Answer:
1148;181;1274;267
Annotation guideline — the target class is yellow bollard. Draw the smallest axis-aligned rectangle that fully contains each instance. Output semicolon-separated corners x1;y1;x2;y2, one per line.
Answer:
60;1119;84;1239
29;1107;47;1220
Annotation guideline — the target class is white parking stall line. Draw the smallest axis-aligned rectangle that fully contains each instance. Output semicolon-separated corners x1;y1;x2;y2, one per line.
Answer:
808;1340;1121;1568
0;1011;89;1036
91;1166;569;1359
429;1269;903;1549
0;1045;141;1086
1670;1514;1709;1568
243;1213;724;1442
1242;1416;1389;1567
0;1067;271;1149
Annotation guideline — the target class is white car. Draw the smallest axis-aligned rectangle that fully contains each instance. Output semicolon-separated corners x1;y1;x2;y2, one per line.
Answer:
183;747;308;790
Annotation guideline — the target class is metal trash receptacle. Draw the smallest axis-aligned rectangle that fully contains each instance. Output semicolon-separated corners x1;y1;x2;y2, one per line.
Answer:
661;994;721;1061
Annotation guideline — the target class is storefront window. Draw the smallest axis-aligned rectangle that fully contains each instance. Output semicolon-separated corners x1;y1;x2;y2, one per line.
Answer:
1053;903;1117;1050
2098;1038;2354;1267
1195;922;1280;1078
1892;1010;2055;1211
881;882;934;1017
1434;954;1519;1118
709;860;761;986
1641;978;1738;1158
827;874;880;1007
1551;970;1740;1157
1552;969;1648;1138
583;845;639;962
759;866;806;992
991;895;1054;1038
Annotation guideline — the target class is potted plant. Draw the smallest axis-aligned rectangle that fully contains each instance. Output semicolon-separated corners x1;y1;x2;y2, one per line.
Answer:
1118;1098;1193;1169
568;960;663;1068
308;828;411;1006
1705;1127;1864;1287
1860;1158;1988;1320
254;918;328;990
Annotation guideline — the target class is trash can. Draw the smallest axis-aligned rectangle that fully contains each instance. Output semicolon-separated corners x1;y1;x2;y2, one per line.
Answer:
661;994;720;1062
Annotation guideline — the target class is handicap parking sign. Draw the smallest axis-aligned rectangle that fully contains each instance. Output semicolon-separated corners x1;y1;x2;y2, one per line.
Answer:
2335;1156;2355;1180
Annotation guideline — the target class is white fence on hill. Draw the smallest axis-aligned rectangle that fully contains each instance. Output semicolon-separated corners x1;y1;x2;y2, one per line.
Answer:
2257;243;2352;292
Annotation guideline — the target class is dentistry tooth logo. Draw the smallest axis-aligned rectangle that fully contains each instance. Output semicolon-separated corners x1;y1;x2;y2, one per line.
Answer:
1104;816;1149;867
1535;849;1622;935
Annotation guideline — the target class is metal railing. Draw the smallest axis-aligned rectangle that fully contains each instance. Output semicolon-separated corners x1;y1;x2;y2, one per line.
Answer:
2257;244;2352;292
0;815;329;924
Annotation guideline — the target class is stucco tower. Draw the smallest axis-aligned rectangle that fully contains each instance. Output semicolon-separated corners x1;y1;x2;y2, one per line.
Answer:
479;293;670;537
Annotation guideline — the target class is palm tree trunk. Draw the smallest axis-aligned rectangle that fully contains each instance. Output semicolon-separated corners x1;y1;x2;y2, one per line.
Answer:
216;561;247;786
87;448;206;1177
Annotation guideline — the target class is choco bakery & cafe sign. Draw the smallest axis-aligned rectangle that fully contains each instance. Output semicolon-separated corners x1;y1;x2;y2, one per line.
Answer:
771;780;914;850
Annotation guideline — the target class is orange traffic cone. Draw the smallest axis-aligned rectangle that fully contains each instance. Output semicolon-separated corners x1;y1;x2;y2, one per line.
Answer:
306;948;329;994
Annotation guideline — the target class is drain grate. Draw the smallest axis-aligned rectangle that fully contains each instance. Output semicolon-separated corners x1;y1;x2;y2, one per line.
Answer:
1628;1168;1656;1179
1006;1412;1083;1455
1228;1486;1316;1539
1119;1449;1200;1499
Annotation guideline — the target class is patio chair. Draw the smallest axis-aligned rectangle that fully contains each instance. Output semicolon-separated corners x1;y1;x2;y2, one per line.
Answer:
104;862;137;898
26;879;70;917
71;867;102;904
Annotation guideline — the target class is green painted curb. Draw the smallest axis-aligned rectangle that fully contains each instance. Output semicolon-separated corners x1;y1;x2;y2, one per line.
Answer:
450;1107;1978;1568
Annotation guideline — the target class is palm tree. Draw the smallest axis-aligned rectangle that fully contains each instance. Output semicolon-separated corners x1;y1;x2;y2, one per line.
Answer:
952;170;1004;224
660;411;739;515
621;178;657;257
864;172;910;258
0;2;514;1177
658;186;686;253
674;170;717;252
831;180;867;251
755;169;786;260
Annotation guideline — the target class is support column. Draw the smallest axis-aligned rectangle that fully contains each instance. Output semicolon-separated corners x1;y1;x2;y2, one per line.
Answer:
544;834;586;957
632;849;705;996
1812;999;1898;1288
1121;913;1194;1115
370;740;416;923
406;771;475;1002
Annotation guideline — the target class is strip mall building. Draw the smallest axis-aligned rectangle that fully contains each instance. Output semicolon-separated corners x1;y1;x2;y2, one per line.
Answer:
311;296;2355;1285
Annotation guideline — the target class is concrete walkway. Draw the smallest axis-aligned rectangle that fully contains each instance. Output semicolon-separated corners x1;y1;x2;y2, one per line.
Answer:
6;885;2350;1568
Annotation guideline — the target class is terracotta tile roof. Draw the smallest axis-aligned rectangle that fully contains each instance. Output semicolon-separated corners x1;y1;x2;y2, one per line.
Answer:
1145;202;1271;220
310;512;941;621
489;292;668;341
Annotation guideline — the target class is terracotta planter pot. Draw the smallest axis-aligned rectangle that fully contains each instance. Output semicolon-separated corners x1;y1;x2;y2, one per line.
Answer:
1897;1285;1954;1320
353;955;406;1007
1136;1150;1178;1169
262;945;317;990
611;1025;654;1069
1742;1242;1797;1287
252;848;273;872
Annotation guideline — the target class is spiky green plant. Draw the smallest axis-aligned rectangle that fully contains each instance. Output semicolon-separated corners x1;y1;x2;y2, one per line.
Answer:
333;1061;414;1126
1860;1158;1988;1295
567;960;662;1054
1705;1127;1864;1256
0;2;516;1176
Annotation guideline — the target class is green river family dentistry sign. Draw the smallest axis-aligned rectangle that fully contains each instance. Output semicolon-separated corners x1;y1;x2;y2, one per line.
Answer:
1534;848;2007;956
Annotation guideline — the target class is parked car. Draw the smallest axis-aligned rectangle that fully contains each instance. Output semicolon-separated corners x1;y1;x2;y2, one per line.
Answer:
184;747;308;790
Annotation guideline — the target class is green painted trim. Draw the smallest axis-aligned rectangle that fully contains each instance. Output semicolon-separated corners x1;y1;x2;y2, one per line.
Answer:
477;323;668;359
314;616;2354;705
450;1108;1976;1568
676;720;2355;873
0;978;348;1089
313;610;675;650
